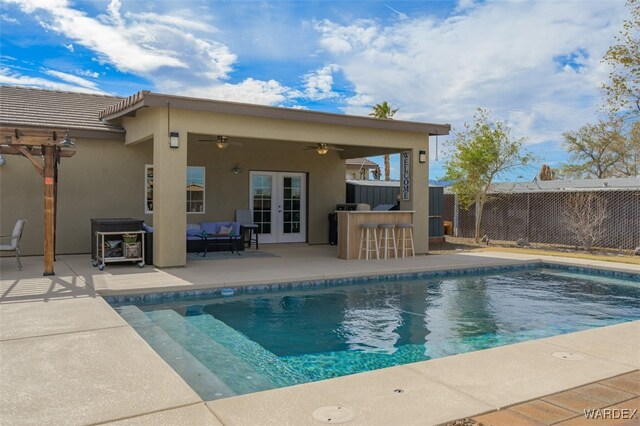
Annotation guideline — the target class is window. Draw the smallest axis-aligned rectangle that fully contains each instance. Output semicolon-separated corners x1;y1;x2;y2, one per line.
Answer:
145;165;154;214
186;167;205;213
145;165;205;214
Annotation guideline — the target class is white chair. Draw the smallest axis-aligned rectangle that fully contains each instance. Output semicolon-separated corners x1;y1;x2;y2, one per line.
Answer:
0;219;26;270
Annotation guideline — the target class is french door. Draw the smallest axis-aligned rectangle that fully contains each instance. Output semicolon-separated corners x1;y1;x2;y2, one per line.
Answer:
250;171;306;243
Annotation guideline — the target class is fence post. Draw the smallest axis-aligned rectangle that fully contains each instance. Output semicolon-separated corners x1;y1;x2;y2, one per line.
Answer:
453;194;459;237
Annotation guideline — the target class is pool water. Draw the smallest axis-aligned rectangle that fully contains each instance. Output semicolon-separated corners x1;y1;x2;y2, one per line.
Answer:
113;268;640;400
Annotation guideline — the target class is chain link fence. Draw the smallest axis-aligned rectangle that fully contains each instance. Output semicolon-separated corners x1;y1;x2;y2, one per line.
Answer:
443;188;640;250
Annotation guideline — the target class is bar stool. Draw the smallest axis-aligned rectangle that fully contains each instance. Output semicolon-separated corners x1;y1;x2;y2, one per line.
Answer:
396;223;415;258
378;223;397;259
358;223;380;260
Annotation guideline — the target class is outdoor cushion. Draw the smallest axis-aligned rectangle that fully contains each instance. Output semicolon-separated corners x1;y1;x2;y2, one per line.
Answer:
219;225;234;235
186;223;201;237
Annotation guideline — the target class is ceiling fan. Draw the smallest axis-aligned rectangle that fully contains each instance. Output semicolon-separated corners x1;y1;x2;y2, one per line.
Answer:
304;143;344;155
198;135;243;149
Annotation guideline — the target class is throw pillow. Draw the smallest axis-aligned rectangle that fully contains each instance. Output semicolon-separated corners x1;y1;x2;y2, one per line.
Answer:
219;225;234;235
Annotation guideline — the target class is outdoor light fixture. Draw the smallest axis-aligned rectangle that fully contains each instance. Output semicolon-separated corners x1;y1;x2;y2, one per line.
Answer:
169;132;179;148
217;135;229;149
316;143;329;155
59;130;75;148
419;150;427;163
0;154;5;166
231;163;242;174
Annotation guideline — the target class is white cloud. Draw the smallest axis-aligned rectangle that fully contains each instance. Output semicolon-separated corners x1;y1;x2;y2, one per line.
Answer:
1;14;19;24
314;19;378;54
77;69;100;78
44;69;98;90
181;78;296;105
0;68;106;94
314;1;626;145
5;0;187;74
5;0;299;106
304;64;340;100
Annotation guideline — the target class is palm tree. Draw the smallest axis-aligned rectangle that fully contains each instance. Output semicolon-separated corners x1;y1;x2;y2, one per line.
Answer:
369;101;398;181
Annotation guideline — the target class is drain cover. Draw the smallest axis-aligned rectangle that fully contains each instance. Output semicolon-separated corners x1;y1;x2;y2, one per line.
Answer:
312;406;355;424
552;351;584;361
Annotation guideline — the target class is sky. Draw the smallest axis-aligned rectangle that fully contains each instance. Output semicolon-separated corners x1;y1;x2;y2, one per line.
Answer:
0;0;629;181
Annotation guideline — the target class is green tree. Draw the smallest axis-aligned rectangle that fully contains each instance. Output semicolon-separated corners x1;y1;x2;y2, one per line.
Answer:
561;117;639;178
444;109;534;242
369;101;398;181
602;0;640;116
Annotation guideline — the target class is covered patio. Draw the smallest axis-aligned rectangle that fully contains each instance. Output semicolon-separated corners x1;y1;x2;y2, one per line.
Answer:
100;91;451;267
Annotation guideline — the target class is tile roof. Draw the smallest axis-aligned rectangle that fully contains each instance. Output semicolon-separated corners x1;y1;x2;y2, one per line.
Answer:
346;157;379;167
0;86;124;134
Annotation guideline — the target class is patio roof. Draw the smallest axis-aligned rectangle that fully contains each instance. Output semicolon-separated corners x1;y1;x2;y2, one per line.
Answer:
100;91;451;136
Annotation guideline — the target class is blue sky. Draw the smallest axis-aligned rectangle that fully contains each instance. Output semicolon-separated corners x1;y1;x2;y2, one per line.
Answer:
0;0;629;181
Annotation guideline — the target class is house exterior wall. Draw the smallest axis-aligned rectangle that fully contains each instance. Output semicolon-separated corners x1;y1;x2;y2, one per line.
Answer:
0;138;152;256
1;104;431;262
0;131;345;257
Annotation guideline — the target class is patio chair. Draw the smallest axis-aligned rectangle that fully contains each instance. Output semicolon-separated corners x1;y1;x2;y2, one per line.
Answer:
235;209;259;249
0;219;26;270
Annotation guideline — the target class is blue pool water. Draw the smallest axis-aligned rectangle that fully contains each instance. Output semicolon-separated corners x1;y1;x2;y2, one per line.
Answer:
112;267;640;400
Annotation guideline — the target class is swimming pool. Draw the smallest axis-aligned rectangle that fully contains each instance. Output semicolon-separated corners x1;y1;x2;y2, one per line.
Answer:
111;265;640;400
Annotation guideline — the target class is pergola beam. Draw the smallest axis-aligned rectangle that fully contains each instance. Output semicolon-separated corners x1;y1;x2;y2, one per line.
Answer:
1;128;68;146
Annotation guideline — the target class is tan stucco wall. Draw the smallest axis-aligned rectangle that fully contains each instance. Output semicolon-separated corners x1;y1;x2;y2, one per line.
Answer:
0;138;152;256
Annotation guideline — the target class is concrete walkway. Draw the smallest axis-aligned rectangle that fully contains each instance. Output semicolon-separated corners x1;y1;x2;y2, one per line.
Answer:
1;247;638;425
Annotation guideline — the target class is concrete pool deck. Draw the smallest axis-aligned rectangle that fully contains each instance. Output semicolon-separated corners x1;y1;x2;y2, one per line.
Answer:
1;246;638;425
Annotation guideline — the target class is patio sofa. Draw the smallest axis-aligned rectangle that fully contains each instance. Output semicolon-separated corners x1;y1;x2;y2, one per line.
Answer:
143;221;244;264
186;222;244;253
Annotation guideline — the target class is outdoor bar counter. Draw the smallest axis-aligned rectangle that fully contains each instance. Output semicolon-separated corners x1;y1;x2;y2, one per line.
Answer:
337;210;414;260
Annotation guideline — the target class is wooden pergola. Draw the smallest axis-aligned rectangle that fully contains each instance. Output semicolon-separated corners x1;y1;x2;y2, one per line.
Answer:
1;127;76;276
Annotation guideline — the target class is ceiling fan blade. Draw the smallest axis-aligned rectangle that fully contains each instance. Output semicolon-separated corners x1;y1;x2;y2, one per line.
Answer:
328;146;344;151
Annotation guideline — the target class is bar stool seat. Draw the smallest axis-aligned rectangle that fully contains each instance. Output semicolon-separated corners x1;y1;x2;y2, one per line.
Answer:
359;223;380;260
396;223;415;258
378;223;397;259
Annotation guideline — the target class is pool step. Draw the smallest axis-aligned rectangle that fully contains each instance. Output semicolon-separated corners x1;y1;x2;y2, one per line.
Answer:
282;344;430;381
186;313;310;387
145;309;276;395
115;305;235;400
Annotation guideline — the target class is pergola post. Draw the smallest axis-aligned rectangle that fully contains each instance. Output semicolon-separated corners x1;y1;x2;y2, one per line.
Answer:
43;145;56;276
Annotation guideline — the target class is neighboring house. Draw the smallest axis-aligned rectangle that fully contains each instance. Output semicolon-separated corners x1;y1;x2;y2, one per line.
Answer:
0;86;450;267
345;157;380;181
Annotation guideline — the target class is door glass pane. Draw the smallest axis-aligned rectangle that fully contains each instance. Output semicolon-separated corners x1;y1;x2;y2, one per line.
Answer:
186;167;205;213
283;176;301;234
252;175;272;234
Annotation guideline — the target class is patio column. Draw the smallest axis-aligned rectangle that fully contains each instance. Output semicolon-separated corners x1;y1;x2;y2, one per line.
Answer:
399;147;429;253
152;126;187;267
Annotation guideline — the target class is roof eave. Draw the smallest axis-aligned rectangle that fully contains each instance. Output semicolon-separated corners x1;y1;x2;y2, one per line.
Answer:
102;92;451;136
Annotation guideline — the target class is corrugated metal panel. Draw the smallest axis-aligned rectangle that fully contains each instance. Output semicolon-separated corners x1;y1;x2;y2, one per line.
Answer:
346;182;445;238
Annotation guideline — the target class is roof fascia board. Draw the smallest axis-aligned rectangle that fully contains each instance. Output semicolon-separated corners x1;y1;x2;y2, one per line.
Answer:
0;123;124;140
113;93;450;136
